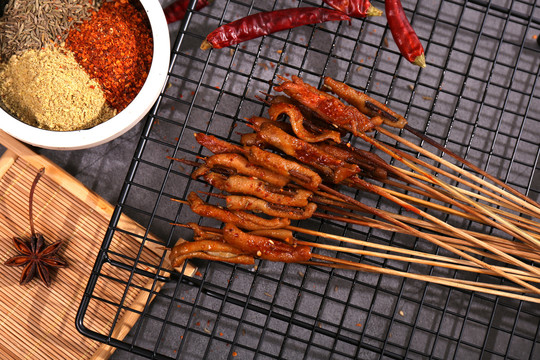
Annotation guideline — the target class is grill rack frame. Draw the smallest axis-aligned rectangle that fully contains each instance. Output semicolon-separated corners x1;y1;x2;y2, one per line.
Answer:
77;0;540;359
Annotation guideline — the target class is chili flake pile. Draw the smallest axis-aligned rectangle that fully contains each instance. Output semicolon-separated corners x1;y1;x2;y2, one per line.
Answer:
65;0;153;112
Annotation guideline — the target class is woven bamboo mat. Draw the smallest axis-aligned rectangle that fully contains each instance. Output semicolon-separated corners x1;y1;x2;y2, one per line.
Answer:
0;131;193;359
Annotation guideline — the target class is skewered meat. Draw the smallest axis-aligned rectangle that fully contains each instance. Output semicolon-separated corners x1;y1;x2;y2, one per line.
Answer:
194;133;245;154
246;146;322;190
323;77;407;129
247;116;290;132
191;152;289;187
274;75;383;135
225;195;317;220
268;102;342;143
240;132;265;148
188;192;290;230
185;222;224;241
222;223;312;263
197;172;312;207
313;142;388;180
269;94;350;138
169;239;255;266
248;228;297;244
256;122;360;183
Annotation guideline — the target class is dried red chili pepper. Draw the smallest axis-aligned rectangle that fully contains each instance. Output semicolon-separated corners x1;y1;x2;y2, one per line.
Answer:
201;7;351;50
322;0;382;18
385;0;426;67
164;0;209;24
65;0;153;111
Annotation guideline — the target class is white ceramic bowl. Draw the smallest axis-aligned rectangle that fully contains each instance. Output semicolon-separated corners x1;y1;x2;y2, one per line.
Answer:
0;0;170;150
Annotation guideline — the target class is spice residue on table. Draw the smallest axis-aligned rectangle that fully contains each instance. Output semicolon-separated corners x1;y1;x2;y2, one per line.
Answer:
0;0;153;132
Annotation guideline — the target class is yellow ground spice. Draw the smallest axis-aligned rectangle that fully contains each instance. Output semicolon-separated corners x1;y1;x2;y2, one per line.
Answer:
0;46;116;131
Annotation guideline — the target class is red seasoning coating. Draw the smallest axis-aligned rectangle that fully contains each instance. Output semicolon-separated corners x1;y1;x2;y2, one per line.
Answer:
201;7;350;49
65;0;153;111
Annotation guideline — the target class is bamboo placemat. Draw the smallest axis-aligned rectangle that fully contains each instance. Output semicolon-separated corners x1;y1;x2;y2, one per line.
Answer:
0;130;195;359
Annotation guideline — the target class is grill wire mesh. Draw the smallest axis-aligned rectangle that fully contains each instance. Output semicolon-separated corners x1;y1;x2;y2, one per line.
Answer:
77;0;540;359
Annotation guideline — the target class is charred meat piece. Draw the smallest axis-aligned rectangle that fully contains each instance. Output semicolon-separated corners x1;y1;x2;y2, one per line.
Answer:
223;223;312;263
256;122;360;184
226;195;317;220
313;142;388;180
192;152;289;187
188;192;290;230
195;133;245;154
246;146;322;190
274;75;382;135
198;173;312;207
169;239;255;266
323;77;407;129
268;102;342;143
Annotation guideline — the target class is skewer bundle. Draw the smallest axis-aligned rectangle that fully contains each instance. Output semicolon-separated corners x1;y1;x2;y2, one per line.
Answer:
168;75;540;303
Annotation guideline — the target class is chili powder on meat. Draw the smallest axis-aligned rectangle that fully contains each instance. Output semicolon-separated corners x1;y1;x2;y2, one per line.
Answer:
65;0;153;112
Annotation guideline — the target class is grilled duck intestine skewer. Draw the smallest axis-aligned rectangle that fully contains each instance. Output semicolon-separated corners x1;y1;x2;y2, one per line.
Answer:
174;159;540;294
319;76;540;215
169;223;540;302
190;117;537;238
273;75;383;135
271;76;540;237
195;184;540;266
170;222;312;267
227;143;540;290
182;95;540;290
186;192;291;230
190;131;533;235
178;151;540;294
197;191;317;220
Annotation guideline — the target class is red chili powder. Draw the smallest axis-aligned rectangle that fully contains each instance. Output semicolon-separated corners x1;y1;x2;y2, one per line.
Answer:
65;0;153;112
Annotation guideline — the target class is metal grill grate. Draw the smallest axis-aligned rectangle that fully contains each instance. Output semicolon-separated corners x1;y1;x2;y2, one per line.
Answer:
77;0;540;359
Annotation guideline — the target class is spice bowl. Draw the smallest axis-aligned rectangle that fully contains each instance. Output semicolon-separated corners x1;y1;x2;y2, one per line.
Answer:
0;0;170;150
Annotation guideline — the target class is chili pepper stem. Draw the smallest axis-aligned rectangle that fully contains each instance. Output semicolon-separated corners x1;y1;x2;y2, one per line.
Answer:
366;5;383;17
413;53;426;68
200;39;212;50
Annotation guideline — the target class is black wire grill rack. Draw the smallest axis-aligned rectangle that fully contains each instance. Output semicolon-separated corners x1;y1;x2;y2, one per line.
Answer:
77;0;540;359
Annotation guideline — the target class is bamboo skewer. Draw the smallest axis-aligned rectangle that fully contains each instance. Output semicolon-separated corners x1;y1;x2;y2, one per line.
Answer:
382;142;540;236
403;124;540;210
358;133;537;244
197;190;540;264
307;255;540;303
389;166;540;226
361;132;540;252
313;208;540;264
318;184;540;295
355;134;540;274
386;154;540;222
378;126;540;218
171;222;540;299
294;237;540;283
380;176;540;235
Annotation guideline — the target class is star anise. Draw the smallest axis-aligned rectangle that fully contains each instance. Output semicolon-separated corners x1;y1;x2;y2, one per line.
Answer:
4;168;68;287
5;235;67;286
